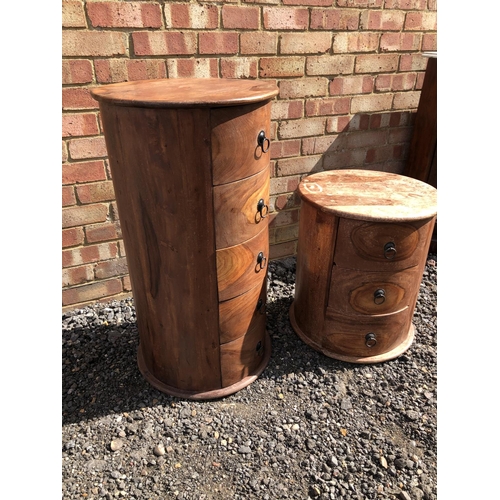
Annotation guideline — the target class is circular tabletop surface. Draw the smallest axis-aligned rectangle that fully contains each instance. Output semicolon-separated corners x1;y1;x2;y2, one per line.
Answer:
298;169;437;222
90;78;279;108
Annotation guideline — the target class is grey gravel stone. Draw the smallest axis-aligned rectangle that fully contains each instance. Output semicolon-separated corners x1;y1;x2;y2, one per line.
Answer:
62;254;437;500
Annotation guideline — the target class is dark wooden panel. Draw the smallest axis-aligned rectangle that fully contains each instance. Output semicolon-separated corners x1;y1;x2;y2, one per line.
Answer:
213;167;270;249
99;102;221;393
211;101;272;185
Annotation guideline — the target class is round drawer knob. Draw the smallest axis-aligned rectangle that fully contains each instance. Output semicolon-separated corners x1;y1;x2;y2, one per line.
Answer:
257;251;267;270
257;130;270;153
373;289;386;305
365;333;377;348
383;242;397;260
256;198;269;220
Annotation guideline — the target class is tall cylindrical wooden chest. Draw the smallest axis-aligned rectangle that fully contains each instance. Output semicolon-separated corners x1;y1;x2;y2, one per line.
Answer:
290;169;437;364
91;79;279;399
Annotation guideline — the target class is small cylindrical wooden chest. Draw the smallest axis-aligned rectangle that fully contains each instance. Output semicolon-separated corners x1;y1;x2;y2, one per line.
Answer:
290;169;437;364
91;79;278;399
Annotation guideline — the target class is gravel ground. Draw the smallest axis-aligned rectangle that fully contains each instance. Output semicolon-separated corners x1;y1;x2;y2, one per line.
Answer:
62;254;437;500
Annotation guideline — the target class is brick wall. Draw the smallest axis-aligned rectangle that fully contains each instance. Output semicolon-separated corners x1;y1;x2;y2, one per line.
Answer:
62;0;437;311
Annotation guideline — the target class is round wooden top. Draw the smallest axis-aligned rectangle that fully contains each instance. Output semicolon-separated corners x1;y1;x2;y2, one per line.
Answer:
90;78;279;108
298;169;437;222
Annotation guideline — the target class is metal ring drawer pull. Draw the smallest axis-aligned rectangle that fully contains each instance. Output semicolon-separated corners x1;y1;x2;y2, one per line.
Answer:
256;251;267;270
383;242;397;260
373;289;386;305
257;130;270;153
365;333;377;348
256;298;266;314
256;198;269;220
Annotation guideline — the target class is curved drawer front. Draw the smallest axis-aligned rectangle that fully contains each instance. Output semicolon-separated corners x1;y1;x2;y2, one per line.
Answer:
322;308;411;358
334;217;435;271
219;279;267;344
328;265;421;315
216;227;269;302
213;168;270;249
211;101;272;186
220;320;266;387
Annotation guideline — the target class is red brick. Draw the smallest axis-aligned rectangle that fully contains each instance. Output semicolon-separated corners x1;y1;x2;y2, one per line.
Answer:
240;32;277;55
375;73;417;92
384;0;426;8
387;126;412;144
393;91;421;110
263;7;308;30
95;257;129;279
322;149;366;169
345;129;387;149
63;227;85;248
259;57;304;78
399;54;428;71
62;31;127;57
333;32;379;53
302;134;345;155
85;221;121;244
346;114;370;131
276;155;322;176
62;204;109;229
306;55;355;76
165;3;218;29
310;9;360;30
269;240;296;261
167;58;219;78
62;60;93;84
270;140;301;159
63;141;68;163
199;32;238;55
62;0;86;27
223;5;260;29
326;116;351;133
268;208;299;228
272;191;301;211
330;76;373;95
365;145;399;164
351;93;393;113
279;77;329;99
62;265;94;287
415;71;425;90
62;113;99;138
68;136;107;160
306;97;351;116
132;32;197;56
422;34;437;52
271;100;304;120
63;160;107;185
62;186;76;207
62;88;98;110
62;279;123;307
405;11;437;30
360;10;405;30
282;0;331;4
428;0;437;10
63;242;118;267
380;32;422;52
95;59;167;83
270;175;300;194
279;117;326;139
280;33;331;54
221;58;258;79
355;54;399;73
336;0;383;6
87;2;162;28
122;275;132;292
76;181;115;204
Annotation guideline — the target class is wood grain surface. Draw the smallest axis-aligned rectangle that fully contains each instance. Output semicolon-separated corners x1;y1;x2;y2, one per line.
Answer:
99;102;222;392
90;78;279;108
211;101;272;185
213;167;270;249
298;169;437;222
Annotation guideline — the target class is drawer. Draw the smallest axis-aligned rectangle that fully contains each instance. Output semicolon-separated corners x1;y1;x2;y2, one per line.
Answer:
328;265;421;316
213;168;270;249
216;226;268;302
333;217;435;271
322;308;412;358
219;279;267;344
220;319;266;387
211;101;272;185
